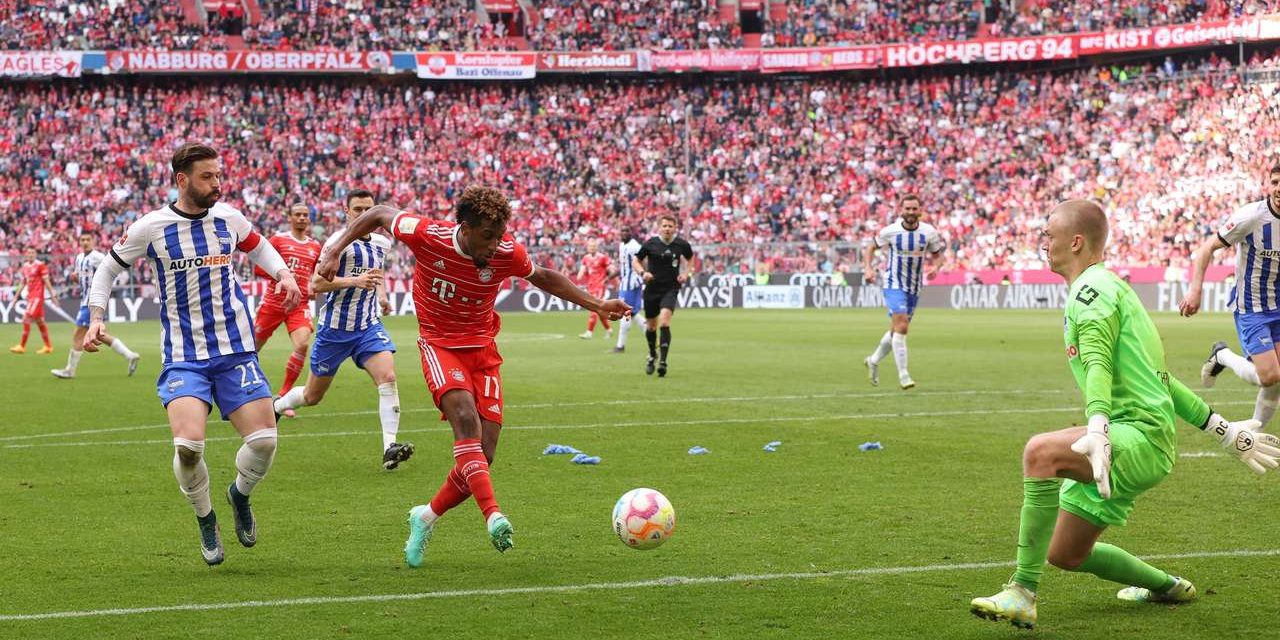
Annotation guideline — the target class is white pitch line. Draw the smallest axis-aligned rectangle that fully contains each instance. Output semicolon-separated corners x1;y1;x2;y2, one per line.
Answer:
2;401;1261;450
2;548;1276;622
0;388;1073;443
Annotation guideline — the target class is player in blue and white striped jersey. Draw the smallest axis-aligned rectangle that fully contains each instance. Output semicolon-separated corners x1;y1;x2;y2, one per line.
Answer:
273;189;414;471
84;144;300;565
50;231;140;380
612;227;644;353
1183;163;1280;431
861;194;945;390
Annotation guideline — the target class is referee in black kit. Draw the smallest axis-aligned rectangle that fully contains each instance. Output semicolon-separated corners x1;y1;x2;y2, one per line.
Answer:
631;214;694;377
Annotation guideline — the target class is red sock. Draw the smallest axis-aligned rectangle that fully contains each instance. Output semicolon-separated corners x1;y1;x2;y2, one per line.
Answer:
280;351;305;394
38;323;50;348
20;321;30;347
587;313;598;331
453;439;500;519
428;467;471;516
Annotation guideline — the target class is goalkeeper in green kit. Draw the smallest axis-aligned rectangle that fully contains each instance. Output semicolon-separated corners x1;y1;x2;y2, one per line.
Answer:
970;200;1280;629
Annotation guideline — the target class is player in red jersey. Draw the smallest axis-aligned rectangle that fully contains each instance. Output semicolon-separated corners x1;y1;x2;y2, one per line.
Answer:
10;247;55;354
316;185;631;566
576;238;615;339
254;203;322;413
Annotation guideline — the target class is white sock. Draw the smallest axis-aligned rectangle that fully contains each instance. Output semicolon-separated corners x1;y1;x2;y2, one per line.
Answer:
110;339;134;358
419;504;440;526
1255;385;1280;429
173;438;212;517
869;330;893;364
891;332;909;377
275;386;307;413
234;428;277;496
617;316;633;348
378;382;400;451
1217;348;1262;386
65;348;83;373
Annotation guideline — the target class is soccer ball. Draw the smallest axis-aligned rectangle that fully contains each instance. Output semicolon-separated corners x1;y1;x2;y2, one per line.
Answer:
612;488;676;550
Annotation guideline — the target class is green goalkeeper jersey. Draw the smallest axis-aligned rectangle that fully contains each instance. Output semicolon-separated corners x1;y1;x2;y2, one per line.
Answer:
1063;264;1176;461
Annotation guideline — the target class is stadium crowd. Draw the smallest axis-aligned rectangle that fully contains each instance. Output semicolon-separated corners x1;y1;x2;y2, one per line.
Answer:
3;1;1278;52
2;50;1278;295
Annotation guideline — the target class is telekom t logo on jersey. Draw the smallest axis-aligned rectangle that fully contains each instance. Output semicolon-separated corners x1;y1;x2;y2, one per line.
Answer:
431;277;457;303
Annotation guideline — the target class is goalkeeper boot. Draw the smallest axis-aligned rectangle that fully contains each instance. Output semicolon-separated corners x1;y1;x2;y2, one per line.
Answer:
404;505;434;568
226;482;257;548
864;357;879;386
487;512;514;553
970;582;1036;629
1201;341;1229;388
196;511;224;566
1117;576;1197;603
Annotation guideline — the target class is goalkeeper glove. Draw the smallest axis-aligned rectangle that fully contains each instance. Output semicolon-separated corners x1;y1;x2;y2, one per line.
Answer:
1204;414;1280;475
1071;414;1112;499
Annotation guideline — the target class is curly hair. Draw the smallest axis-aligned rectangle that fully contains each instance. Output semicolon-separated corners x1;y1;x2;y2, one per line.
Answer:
456;185;512;228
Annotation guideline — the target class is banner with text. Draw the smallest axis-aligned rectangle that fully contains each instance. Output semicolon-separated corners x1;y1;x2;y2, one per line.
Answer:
0;51;82;77
537;51;642;73
415;52;537;80
103;50;393;73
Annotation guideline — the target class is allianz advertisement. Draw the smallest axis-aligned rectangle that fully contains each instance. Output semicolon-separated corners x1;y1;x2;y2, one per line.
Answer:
0;281;1240;323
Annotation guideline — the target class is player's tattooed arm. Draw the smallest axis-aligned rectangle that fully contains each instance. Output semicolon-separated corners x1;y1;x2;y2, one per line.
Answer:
527;266;631;320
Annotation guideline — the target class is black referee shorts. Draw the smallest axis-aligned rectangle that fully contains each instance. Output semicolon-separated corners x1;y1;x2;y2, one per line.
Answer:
643;286;679;319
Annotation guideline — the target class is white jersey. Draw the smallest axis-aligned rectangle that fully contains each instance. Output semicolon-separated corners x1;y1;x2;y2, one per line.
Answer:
618;238;643;290
318;230;392;332
874;220;944;295
74;249;105;306
1218;198;1280;314
109;202;258;364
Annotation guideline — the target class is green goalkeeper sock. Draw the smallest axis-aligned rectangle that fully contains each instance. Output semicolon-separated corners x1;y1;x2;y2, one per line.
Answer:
1012;478;1062;592
1072;542;1176;591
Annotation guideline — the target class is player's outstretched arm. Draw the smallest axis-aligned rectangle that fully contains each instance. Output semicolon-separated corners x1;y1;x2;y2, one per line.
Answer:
862;243;877;284
527;266;631;320
1169;375;1280;474
1180;236;1228;317
316;205;398;281
84;251;128;352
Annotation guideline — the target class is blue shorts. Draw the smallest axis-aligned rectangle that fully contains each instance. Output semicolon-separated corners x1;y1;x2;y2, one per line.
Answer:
75;305;90;328
1234;310;1280;356
311;324;396;377
883;289;918;317
620;287;643;315
157;352;273;420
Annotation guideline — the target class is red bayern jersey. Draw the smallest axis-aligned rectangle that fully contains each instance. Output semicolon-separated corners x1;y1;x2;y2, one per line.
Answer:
257;232;322;308
580;252;611;291
391;212;535;349
21;261;48;301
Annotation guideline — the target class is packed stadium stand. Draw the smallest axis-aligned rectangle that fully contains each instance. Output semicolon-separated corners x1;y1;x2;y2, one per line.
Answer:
4;1;1278;51
3;47;1279;294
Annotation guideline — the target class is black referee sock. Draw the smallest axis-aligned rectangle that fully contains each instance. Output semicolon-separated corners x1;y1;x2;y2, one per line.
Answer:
659;327;670;363
645;329;657;358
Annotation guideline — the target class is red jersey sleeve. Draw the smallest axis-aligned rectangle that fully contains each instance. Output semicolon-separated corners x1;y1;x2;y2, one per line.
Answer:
509;240;535;279
392;211;428;247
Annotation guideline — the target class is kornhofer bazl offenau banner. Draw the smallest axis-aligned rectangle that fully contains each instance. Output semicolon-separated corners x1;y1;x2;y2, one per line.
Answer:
415;52;537;80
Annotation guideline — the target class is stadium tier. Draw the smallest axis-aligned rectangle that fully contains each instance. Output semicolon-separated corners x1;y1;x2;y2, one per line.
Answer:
3;1;1278;51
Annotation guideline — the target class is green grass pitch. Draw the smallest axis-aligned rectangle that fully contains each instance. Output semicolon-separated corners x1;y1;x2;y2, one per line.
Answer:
1;308;1278;638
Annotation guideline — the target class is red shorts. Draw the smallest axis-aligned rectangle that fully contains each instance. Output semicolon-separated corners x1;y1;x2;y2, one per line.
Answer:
254;303;312;342
23;298;45;320
417;338;505;425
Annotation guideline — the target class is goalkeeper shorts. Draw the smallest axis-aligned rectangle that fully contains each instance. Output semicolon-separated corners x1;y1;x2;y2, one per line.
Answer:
1059;422;1174;527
